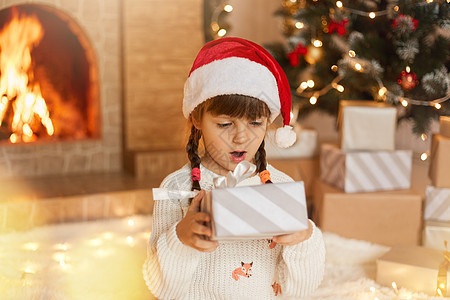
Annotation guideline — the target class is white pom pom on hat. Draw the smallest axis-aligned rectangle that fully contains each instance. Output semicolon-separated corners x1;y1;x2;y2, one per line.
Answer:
183;37;296;148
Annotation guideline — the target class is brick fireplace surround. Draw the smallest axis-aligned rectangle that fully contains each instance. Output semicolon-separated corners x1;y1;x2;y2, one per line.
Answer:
0;0;203;232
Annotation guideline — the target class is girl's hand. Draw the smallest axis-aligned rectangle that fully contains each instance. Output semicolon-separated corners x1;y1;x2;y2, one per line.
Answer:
272;220;313;246
176;190;219;252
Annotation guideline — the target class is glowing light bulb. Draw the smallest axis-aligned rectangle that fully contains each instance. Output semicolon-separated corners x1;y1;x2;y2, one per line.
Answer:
394;6;399;11
88;238;103;247
401;99;408;107
218;29;227;37
348;50;356;57
405;66;411;73
309;96;317;105
300;81;308;89
336;85;344;92
307;80;315;88
331;65;338;72
336;1;343;8
102;232;114;240
354;63;362;71
421;153;428;161
370;286;376;293
295;22;304;29
313;39;323;47
128;218;135;227
378;87;387;97
426;0;433;3
23;265;36;274
54;243;70;251
421;133;427;141
23;242;39;251
369;12;376;19
224;5;233;12
126;236;134;246
435;103;442;109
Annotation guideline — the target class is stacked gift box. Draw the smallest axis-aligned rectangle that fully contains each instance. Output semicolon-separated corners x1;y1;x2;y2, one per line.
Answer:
423;116;450;252
375;116;450;297
313;100;422;246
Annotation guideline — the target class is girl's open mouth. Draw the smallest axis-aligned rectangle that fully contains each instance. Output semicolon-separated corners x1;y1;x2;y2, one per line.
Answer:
230;151;247;162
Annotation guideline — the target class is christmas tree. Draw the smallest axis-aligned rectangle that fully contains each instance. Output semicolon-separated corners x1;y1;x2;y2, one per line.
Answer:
265;0;450;135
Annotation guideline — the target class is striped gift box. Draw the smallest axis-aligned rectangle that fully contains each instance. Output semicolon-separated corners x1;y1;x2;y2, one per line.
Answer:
202;182;308;240
320;144;412;193
424;186;450;222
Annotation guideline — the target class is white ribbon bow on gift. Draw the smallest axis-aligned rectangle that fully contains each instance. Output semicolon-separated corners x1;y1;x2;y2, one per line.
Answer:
213;161;256;188
152;161;257;201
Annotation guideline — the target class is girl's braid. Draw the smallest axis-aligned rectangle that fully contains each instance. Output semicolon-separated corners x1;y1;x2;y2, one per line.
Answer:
186;125;202;191
255;140;272;184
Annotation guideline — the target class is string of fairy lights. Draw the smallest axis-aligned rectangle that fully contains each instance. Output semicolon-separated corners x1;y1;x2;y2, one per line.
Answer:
209;2;233;39
294;0;450;111
209;1;450;110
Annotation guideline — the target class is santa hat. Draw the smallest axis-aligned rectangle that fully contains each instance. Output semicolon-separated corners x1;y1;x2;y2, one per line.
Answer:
183;37;296;148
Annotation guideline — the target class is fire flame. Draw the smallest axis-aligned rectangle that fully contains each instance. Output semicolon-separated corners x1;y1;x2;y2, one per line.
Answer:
0;11;53;143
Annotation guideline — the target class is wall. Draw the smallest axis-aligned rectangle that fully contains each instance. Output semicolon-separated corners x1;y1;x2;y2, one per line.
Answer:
122;0;204;179
226;0;284;45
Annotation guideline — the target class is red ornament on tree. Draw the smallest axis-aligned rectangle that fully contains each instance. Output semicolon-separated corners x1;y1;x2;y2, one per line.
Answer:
398;71;418;90
287;43;308;67
328;19;349;36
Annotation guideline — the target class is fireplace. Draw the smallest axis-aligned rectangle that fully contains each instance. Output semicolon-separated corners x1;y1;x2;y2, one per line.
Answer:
0;5;100;143
0;1;122;179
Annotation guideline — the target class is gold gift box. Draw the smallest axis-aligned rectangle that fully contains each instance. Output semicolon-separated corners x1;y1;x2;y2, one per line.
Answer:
376;245;449;296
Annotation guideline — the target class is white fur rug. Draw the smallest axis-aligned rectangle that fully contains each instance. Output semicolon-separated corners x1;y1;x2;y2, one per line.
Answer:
0;216;447;300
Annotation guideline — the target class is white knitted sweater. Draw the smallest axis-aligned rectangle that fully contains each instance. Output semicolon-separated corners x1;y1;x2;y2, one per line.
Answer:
143;163;325;300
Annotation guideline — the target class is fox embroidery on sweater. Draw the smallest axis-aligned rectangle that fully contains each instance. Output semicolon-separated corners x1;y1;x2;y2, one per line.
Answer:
232;262;253;281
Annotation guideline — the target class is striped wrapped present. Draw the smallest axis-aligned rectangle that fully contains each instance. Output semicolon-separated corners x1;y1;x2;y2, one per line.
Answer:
201;182;309;240
424;186;450;222
320;144;412;193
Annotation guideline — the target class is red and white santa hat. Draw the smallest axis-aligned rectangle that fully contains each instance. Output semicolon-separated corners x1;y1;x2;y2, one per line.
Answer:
182;37;296;148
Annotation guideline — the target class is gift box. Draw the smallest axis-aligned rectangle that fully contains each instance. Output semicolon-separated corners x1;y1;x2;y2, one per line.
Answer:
265;125;318;159
423;221;450;251
320;143;412;193
429;134;450;188
376;245;450;296
440;116;450;138
424;186;450;222
201;182;309;240
337;100;397;151
313;180;422;246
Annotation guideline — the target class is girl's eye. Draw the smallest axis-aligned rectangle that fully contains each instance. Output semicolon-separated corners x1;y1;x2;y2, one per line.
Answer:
217;123;232;128
250;121;263;126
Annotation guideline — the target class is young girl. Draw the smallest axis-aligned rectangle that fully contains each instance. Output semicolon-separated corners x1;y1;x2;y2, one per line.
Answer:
143;37;325;299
